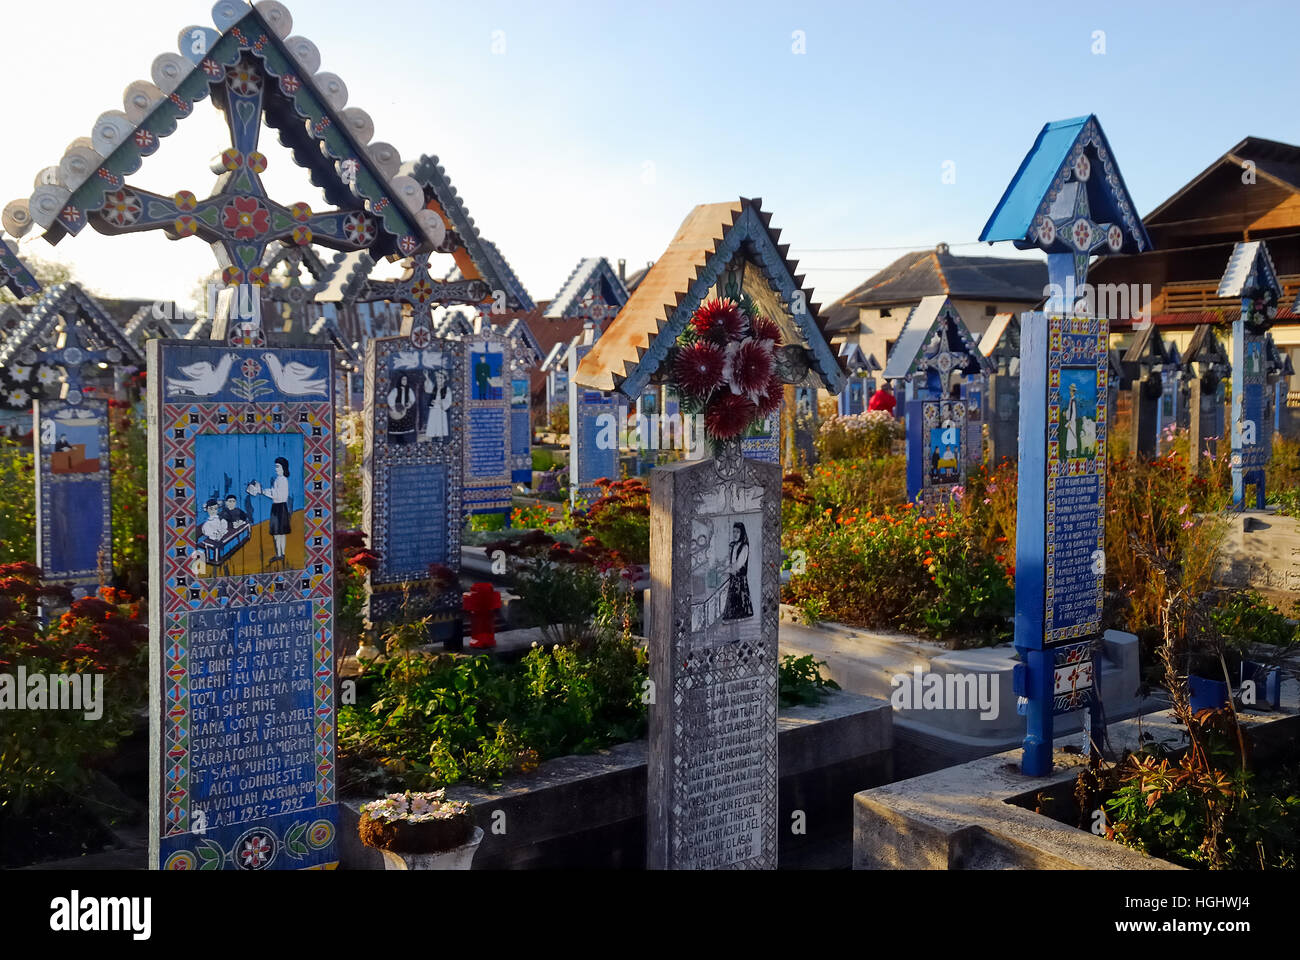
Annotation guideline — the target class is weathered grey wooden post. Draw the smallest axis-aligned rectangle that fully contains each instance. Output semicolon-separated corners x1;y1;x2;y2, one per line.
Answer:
1185;325;1230;473
981;313;1021;467
1122;324;1168;459
575;197;844;868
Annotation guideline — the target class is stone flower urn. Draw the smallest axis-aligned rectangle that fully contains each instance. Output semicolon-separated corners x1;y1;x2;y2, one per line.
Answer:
358;790;482;871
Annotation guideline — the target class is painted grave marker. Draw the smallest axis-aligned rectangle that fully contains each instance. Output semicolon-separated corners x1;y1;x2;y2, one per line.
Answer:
1185;325;1230;473
569;329;619;505
981;115;1151;775
35;399;112;596
885;295;992;502
148;339;337;870
363;327;463;636
575;198;844;868
1219;241;1281;508
463;324;515;519
980;312;1021;466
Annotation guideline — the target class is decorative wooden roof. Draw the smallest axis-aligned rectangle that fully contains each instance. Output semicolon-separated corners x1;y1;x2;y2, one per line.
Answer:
838;341;880;374
1217;240;1282;301
123;305;182;345
573;197;843;399
978;311;1020;359
882;295;995;381
5;1;446;277
980;115;1152;267
1120;322;1170;370
406;155;535;313
0;240;41;300
543;257;629;321
0;283;144;406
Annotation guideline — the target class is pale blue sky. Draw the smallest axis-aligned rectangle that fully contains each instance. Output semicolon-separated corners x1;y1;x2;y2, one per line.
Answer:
4;0;1296;308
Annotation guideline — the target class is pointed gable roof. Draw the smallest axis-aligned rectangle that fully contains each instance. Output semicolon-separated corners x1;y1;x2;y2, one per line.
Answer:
980;115;1151;256
0;240;41;300
0;284;145;407
123;305;182;345
406;155;535;312
574;197;843;399
6;0;443;264
883;295;994;380
1121;322;1169;369
979;312;1020;359
838;341;880;374
1217;240;1282;301
543;257;629;321
1184;324;1230;373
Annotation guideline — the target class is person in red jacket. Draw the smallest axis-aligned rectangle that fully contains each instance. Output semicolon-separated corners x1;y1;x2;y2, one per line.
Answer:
868;382;897;417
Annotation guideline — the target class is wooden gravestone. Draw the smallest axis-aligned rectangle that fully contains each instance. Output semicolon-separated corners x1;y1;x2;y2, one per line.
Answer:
980;313;1021;467
363;324;464;640
886;296;993;502
574;197;845;868
568;326;619;505
1185;325;1230;472
460;321;516;521
0;284;144;596
1219;241;1281;509
1121;323;1167;460
148;339;338;870
648;444;781;868
981;115;1152;775
505;318;540;485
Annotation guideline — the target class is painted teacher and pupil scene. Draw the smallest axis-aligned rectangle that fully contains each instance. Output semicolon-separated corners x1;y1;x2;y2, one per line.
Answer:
188;432;306;578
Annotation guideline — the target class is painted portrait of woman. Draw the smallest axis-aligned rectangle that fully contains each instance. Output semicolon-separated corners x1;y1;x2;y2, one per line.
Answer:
722;521;753;621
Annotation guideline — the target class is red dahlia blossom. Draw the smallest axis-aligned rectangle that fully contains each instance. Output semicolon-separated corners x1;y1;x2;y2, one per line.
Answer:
705;392;758;439
750;315;782;346
755;374;783;418
691;298;748;343
674;341;725;398
724;338;774;400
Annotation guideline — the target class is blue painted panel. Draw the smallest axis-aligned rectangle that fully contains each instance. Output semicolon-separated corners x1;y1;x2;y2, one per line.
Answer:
161;345;333;405
385;463;448;576
468;407;508;479
35;398;112;590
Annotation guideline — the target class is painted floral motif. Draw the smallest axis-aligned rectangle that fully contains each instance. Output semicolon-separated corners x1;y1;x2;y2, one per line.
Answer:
219;149;243;171
6;388;28;407
226;65;262;98
342;212;376;246
289;201;312;222
222;266;245;285
1037;215;1056;246
410;278;433;303
248;266;270;286
236;832;273;869
174;190;198;211
397;234;419;255
1107;224;1123;252
133;129;156;150
173;215;198;237
1073;153;1091;182
36;366;58;386
222;197;269;239
247;152;267;174
1071;219;1093;251
201;58;224;80
101;189;142;228
279;74;302;95
292;226;313;246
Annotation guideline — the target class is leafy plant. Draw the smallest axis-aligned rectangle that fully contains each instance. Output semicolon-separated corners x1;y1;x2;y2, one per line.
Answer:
577;477;650;564
778;654;840;708
814;410;902;461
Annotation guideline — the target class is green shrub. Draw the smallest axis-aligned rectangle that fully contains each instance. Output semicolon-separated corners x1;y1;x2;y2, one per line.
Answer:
777;654;840;708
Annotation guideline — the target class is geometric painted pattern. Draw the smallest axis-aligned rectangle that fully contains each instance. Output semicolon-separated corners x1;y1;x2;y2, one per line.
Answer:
151;342;335;869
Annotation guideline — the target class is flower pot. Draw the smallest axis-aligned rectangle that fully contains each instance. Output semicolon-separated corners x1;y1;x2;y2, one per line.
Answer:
377;826;484;870
1188;674;1230;712
1240;660;1282;710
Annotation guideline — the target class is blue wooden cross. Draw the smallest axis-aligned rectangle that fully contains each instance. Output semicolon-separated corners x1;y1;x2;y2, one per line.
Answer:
1217;241;1281;509
981;116;1151;776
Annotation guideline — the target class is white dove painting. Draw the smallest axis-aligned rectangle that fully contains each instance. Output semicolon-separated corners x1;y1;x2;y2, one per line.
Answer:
166;353;238;397
262;353;328;396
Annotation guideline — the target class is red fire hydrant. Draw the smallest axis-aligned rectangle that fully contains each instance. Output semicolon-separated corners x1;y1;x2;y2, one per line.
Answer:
463;582;502;649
